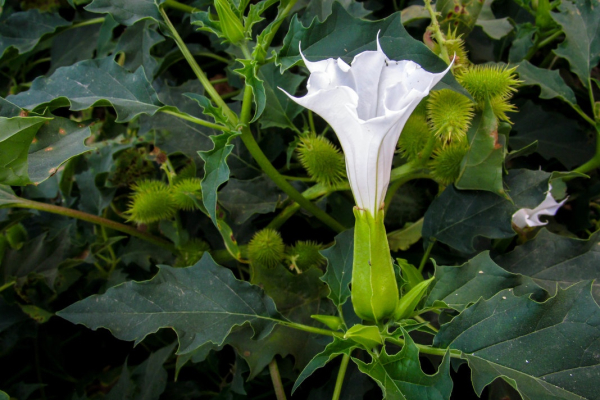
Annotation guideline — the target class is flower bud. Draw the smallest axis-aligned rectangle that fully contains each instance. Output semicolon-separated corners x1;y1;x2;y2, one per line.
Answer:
214;0;245;44
311;314;343;331
344;324;383;349
393;278;434;321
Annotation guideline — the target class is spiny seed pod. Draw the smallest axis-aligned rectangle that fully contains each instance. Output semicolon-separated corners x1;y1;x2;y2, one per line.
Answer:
175;238;211;267
248;229;285;268
287;241;326;271
126;180;177;224
397;112;433;161
456;65;520;104
171;178;202;211
489;95;518;123
173;163;197;183
109;148;155;187
429;141;470;185
427;89;474;143
297;134;346;187
426;28;470;70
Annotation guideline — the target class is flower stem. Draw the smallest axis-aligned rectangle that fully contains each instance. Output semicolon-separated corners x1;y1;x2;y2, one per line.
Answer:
163;0;197;13
268;359;287;400
423;0;451;65
385;336;462;358
418;240;436;273
331;354;351;400
9;199;177;254
159;7;238;123
159;109;229;131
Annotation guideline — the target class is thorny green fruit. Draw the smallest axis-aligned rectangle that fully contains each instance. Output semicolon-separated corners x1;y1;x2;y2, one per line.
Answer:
248;228;285;268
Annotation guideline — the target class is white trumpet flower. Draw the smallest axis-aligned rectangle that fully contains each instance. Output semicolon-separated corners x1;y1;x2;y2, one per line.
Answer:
282;37;451;216
512;185;567;229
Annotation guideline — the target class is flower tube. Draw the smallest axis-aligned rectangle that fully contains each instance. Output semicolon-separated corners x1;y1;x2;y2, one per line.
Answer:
283;37;451;322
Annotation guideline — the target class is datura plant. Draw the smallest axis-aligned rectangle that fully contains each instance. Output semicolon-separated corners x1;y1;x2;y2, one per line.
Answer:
0;1;599;400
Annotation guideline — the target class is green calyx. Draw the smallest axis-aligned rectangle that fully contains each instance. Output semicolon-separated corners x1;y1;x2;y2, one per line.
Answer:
214;0;245;44
351;208;399;324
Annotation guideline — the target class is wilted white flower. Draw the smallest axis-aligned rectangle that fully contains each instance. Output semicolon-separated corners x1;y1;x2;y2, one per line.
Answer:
512;185;567;229
282;37;451;216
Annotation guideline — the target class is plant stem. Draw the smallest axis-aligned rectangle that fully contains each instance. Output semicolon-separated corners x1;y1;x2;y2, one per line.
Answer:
573;126;600;175
9;199;177;254
0;280;15;293
423;0;450;64
385;336;462;358
537;30;563;49
414;315;438;333
67;17;105;31
278;320;344;338
163;0;198;13
253;0;300;63
589;78;597;120
159;7;238;123
160;108;229;131
268;359;287;400
418;240;435;273
332;354;351;400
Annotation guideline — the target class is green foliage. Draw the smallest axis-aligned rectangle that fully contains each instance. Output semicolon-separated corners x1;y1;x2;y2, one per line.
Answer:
0;0;599;398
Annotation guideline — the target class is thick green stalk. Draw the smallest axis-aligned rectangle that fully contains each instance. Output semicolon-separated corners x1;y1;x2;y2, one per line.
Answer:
268;359;287;400
385;336;462;358
418;240;436;272
573;126;600;175
424;0;450;64
332;354;351;400
9;199;177;253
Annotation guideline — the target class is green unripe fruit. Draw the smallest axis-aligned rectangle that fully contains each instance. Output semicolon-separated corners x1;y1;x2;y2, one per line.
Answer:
397;112;433;161
248;228;285;268
126;180;177;224
457;65;520;104
175;238;211;267
171;178;202;211
297;134;346;187
287;241;326;271
429;141;470;185
427;89;474;143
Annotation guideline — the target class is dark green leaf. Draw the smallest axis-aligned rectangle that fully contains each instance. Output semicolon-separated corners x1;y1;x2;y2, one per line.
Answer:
3;229;73;288
234;59;265;122
75;169;117;216
510;101;594;169
57;254;281;353
0;97;23;118
120;238;173;271
300;0;370;23
423;169;550;253
85;0;161;25
516;61;578;105
456;101;507;197
130;343;175;400
7;58;163;122
0;116;48;185
218;175;282;224
0;9;70;60
105;360;134;400
495;228;600;301
199;131;240;226
28;116;93;185
49;24;101;74
354;329;453;400
476;0;513;39
320;229;353;308
434;282;600;400
551;0;600;88
509;23;537;63
184;93;230;126
425;251;545;311
293;338;357;393
0;296;28;333
277;4;466;97
228;265;331;378
258;63;304;130
0;185;23;207
115;20;165;78
97;14;120;57
387;218;423;252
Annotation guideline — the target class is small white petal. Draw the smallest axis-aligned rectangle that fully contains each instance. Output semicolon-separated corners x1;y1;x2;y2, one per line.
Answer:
512;187;567;229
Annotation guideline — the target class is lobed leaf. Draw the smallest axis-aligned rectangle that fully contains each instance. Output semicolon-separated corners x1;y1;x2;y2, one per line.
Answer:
320;229;354;308
57;254;282;354
435;282;600;400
